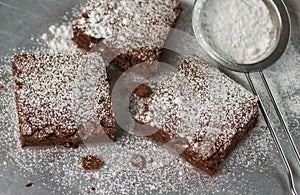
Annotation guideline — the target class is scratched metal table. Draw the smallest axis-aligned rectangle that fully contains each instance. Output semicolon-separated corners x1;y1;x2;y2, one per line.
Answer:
0;0;299;194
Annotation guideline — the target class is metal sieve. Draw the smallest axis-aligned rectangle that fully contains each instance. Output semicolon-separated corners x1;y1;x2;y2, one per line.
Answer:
193;0;299;194
193;0;290;72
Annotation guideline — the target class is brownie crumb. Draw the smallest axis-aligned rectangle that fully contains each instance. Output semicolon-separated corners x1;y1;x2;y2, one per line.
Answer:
25;182;33;187
82;155;101;170
132;181;138;186
90;186;96;191
0;85;3;90
128;83;152;98
147;157;154;164
131;154;145;170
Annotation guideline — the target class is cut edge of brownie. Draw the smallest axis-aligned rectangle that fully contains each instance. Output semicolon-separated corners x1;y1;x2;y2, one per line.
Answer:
134;103;259;176
180;111;259;175
12;53;115;148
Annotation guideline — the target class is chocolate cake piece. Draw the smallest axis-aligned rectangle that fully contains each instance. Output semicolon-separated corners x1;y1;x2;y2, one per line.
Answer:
72;0;182;76
12;52;115;148
135;56;259;175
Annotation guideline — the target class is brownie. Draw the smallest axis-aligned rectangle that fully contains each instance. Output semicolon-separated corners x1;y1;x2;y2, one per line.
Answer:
12;52;115;148
72;0;182;76
135;55;259;175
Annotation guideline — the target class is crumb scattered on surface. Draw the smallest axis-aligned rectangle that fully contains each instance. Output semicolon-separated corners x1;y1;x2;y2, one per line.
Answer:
128;82;152;98
147;157;154;164
130;154;145;170
25;182;33;187
82;155;101;170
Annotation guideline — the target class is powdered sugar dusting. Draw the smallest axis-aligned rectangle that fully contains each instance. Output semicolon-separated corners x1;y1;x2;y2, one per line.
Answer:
39;5;82;54
0;51;287;194
0;1;297;194
12;52;114;145
0;76;283;194
136;56;258;160
41;23;79;54
198;0;278;64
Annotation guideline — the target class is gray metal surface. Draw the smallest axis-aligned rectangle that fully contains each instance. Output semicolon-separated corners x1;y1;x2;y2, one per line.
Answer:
0;0;299;194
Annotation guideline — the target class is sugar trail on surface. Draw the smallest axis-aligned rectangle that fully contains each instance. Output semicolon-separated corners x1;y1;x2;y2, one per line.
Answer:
39;5;82;54
40;23;80;54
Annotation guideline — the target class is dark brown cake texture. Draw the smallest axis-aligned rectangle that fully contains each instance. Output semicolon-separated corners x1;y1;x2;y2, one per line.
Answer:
12;52;115;148
72;0;182;76
82;155;102;170
135;55;259;175
127;82;153;98
25;182;33;187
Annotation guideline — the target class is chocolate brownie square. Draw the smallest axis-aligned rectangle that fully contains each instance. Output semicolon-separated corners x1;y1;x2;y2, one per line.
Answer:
72;0;182;76
135;55;259;175
12;52;115;148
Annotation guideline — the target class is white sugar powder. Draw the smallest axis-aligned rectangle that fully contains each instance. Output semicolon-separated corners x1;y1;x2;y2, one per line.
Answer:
200;0;278;64
41;23;79;53
1;1;298;194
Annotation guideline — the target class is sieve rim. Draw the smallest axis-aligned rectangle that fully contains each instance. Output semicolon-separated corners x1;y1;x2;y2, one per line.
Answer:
192;0;291;73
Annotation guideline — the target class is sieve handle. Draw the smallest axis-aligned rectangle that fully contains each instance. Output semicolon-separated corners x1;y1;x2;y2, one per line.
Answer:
246;72;299;195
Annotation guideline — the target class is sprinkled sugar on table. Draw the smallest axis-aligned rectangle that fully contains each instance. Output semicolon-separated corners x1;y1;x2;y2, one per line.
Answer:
0;0;299;194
